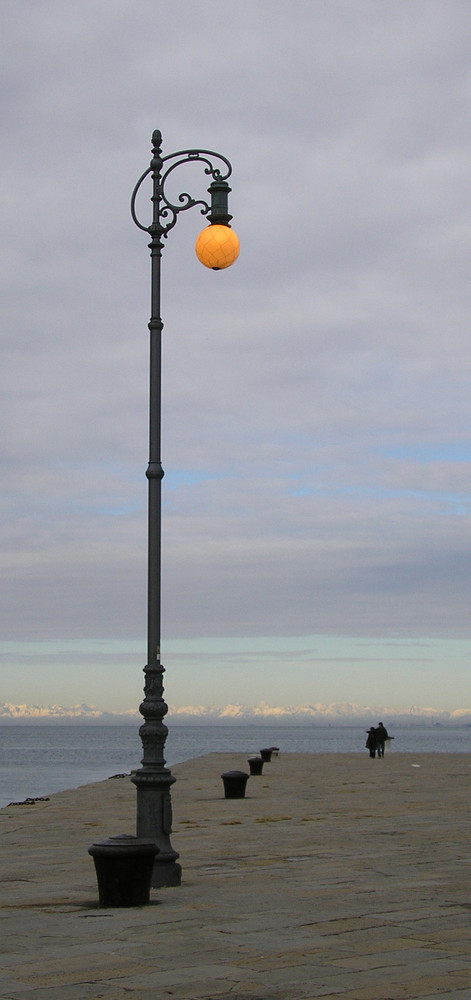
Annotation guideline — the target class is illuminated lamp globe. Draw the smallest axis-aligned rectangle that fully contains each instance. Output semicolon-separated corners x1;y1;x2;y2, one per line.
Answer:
195;224;240;270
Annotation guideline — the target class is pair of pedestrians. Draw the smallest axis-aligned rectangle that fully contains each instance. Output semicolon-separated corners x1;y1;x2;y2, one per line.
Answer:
365;722;389;758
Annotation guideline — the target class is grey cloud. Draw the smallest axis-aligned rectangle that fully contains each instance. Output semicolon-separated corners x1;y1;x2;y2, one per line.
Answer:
2;0;471;655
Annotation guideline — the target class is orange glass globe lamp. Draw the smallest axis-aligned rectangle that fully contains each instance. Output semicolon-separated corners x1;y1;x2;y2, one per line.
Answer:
195;223;240;271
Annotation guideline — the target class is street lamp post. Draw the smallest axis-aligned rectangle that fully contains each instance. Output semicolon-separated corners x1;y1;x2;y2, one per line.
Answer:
130;130;239;887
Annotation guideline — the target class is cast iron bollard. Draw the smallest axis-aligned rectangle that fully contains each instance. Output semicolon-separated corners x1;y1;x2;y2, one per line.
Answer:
260;748;273;762
247;756;264;775
88;834;158;907
221;770;249;798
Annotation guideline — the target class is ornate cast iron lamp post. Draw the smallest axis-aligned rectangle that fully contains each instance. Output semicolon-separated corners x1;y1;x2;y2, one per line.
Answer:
130;131;239;887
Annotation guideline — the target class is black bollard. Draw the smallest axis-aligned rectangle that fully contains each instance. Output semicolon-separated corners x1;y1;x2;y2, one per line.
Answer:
248;756;264;775
221;770;249;798
260;748;273;762
88;834;158;907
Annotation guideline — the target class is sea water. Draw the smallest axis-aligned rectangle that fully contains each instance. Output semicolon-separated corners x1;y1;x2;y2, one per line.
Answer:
0;723;470;811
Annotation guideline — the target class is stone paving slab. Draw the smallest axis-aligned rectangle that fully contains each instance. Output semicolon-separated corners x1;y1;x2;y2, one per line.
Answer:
0;751;470;998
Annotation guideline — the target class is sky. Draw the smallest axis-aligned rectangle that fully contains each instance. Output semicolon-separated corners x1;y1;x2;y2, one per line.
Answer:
1;0;471;718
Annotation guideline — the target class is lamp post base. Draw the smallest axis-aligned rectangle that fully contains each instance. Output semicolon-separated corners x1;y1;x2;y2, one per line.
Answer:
132;768;182;888
151;856;182;888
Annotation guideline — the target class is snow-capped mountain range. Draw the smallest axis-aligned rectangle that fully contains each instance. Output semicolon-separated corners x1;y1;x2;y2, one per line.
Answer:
0;701;470;726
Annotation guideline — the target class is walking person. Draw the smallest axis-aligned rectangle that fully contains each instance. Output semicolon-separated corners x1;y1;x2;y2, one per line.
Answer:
365;727;377;757
375;722;389;758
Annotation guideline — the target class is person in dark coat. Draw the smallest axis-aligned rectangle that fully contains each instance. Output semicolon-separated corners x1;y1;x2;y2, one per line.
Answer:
365;727;377;757
375;722;389;758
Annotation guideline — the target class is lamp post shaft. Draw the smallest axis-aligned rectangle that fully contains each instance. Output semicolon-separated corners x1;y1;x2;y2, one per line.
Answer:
147;133;164;668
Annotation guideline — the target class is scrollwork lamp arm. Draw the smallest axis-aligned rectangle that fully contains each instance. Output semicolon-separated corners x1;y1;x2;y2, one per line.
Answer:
131;129;233;237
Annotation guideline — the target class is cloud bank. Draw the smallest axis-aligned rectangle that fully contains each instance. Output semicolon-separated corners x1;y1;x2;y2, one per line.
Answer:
1;1;471;713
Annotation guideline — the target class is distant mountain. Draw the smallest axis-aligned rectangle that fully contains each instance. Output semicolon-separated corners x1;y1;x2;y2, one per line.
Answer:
0;701;470;726
0;702;138;725
168;703;471;726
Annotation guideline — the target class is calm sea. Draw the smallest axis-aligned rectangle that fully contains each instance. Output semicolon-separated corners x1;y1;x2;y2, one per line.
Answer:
0;723;470;811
